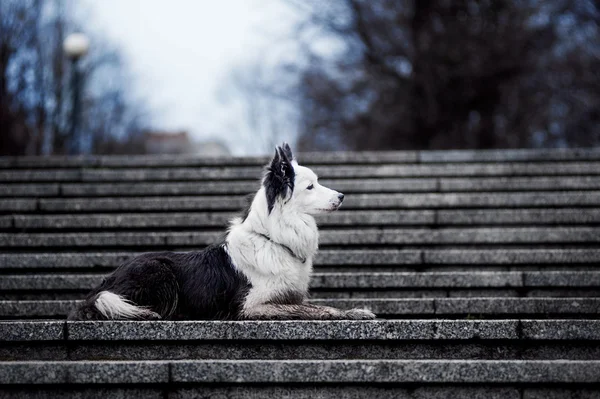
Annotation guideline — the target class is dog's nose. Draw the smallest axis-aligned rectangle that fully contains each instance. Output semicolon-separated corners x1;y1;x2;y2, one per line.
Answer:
338;193;345;202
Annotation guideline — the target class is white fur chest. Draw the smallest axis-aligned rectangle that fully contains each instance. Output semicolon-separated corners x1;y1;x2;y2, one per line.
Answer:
225;221;316;310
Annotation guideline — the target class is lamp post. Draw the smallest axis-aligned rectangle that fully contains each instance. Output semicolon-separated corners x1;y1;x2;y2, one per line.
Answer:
63;33;90;155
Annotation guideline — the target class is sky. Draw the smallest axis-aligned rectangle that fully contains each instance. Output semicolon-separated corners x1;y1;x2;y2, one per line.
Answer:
84;0;300;155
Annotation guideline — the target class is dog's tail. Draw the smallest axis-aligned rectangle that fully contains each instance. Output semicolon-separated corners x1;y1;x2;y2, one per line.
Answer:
94;291;152;319
68;291;154;320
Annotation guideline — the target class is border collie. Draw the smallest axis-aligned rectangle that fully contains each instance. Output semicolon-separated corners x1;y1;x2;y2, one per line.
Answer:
69;144;376;320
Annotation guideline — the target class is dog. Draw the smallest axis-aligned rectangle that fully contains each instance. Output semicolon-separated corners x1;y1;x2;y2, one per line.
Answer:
68;143;376;321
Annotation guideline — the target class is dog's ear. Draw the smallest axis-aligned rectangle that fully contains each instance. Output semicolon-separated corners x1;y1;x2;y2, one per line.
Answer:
263;145;295;214
281;142;294;162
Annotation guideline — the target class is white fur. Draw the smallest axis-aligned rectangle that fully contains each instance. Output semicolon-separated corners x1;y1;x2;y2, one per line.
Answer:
94;291;152;319
225;161;344;316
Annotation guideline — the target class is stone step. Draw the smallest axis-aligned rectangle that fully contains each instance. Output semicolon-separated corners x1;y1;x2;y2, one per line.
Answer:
437;176;600;192
1;387;599;399
1;249;598;270
2;163;600;183
21;192;600;213
0;184;60;197
435;209;600;225
6;209;600;231
56;177;600;194
0;217;11;229
1;386;598;399
419;148;600;162
309;289;600;299
9;289;600;301
2;298;599;319
1;359;599;387
0;199;37;212
3;272;598;301
10;211;436;230
1;271;597;291
5;177;600;198
0;151;419;169
5;319;598;341
2;320;599;362
2;227;599;248
2;148;600;169
0;319;565;342
5;193;600;214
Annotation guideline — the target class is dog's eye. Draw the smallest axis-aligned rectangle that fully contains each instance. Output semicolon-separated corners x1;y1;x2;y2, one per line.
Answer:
307;184;314;190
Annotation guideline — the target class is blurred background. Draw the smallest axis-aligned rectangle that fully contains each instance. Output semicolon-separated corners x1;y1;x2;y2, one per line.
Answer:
1;0;599;157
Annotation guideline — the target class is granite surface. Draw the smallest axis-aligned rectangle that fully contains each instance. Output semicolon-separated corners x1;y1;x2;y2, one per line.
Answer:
1;320;598;342
11;209;600;231
3;297;600;318
3;227;599;248
7;359;596;385
170;359;600;383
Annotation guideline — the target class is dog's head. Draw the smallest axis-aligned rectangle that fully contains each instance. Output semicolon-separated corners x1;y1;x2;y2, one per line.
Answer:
263;143;344;215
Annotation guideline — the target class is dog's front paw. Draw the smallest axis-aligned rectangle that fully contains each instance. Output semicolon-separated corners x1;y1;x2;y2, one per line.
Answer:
343;308;376;320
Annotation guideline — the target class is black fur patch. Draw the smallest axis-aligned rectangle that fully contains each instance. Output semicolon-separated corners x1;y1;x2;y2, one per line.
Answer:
263;143;295;214
173;246;251;319
69;245;252;320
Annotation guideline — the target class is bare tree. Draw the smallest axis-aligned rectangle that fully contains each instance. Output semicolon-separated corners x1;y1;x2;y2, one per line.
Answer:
0;0;149;156
262;0;600;151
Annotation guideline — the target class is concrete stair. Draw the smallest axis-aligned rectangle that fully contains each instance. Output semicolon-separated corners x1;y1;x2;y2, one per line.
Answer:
1;148;600;397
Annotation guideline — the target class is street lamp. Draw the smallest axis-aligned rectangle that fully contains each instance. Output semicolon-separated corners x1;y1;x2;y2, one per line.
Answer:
63;33;90;155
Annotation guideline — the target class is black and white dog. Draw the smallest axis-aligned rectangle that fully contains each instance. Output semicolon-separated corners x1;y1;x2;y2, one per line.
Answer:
69;144;375;321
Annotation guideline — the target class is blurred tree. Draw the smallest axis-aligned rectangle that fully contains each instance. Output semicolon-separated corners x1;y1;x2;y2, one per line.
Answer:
282;0;600;151
0;0;148;155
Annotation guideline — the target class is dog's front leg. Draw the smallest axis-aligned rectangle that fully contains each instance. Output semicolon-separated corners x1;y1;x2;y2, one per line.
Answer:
243;303;375;320
305;304;376;320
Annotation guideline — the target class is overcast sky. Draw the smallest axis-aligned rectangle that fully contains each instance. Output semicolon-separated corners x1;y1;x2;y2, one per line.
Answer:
85;0;299;155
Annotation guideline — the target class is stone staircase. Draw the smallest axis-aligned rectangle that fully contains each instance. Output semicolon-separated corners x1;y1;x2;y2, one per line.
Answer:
1;148;600;398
